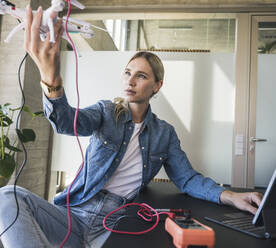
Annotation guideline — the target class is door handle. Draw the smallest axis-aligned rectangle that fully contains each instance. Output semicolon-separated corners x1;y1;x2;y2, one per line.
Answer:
250;137;268;142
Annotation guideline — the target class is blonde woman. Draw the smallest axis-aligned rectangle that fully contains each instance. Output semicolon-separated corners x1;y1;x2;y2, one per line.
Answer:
0;6;262;248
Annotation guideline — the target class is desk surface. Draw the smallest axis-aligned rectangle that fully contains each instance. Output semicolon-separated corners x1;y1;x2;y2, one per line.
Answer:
103;182;276;248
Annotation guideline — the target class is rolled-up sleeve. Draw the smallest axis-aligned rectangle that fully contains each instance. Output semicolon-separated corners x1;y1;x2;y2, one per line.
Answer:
164;126;225;204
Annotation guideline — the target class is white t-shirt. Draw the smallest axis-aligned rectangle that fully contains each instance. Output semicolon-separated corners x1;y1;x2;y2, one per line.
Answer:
102;122;143;198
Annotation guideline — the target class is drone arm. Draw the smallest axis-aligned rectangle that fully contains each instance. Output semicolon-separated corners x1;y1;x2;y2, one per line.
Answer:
62;18;94;38
4;21;25;43
69;0;85;9
48;17;56;43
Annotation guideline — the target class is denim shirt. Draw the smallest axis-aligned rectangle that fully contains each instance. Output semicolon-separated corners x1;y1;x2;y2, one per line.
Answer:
43;92;225;206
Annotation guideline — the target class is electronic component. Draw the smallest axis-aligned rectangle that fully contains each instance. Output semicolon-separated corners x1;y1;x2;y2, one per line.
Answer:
0;0;93;44
165;216;215;248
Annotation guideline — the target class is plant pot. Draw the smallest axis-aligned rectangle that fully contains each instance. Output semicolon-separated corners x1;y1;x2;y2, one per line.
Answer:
0;175;9;188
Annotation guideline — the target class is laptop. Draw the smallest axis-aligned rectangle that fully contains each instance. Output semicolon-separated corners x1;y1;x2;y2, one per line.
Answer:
205;169;276;239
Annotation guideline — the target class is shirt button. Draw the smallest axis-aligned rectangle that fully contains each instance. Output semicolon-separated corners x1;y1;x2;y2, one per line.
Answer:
160;157;162;160
104;141;107;145
141;147;145;150
144;164;147;168
123;141;126;145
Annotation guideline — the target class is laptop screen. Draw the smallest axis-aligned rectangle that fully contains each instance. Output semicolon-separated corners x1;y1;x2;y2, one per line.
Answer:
252;169;276;226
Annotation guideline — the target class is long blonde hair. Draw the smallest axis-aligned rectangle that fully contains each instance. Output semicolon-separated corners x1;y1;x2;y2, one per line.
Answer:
114;52;164;121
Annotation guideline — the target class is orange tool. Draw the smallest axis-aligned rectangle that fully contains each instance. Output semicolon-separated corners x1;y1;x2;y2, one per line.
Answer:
165;216;215;248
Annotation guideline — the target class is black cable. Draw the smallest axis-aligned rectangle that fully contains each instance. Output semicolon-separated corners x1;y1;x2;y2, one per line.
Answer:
0;52;29;238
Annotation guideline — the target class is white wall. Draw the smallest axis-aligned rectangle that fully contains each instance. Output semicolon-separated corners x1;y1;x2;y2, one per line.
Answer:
52;51;235;185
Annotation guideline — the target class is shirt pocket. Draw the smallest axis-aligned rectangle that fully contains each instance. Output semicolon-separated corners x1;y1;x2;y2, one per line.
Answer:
88;134;118;166
149;153;168;177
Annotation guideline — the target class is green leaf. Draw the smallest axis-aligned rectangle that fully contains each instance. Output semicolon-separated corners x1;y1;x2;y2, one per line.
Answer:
1;116;13;127
22;106;31;114
21;107;44;119
10;107;21;111
3;137;22;152
0;104;11;115
33;111;44;117
0;154;16;178
6;144;22;152
16;129;36;143
22;129;36;142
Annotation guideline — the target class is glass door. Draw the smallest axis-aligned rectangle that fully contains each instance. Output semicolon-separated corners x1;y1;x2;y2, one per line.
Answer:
248;16;276;187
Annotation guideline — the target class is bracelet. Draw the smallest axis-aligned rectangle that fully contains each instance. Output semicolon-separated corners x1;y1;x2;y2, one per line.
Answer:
40;79;63;93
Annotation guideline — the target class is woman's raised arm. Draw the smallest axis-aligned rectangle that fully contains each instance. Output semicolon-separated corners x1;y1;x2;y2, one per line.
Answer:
24;5;64;98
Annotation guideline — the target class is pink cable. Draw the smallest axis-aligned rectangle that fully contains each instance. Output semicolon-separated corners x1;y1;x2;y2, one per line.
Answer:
58;1;169;242
137;208;170;221
103;203;171;235
59;1;85;247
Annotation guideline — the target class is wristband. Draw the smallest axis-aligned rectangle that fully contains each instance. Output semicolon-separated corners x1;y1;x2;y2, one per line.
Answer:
40;79;62;93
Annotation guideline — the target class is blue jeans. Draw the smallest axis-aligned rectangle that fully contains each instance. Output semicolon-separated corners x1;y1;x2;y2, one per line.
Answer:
0;185;129;248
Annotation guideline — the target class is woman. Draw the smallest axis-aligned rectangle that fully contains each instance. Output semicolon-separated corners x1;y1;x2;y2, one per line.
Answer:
0;5;262;248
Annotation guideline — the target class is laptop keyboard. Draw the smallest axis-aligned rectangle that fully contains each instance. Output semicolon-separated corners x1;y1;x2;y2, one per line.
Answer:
221;213;264;232
205;212;266;238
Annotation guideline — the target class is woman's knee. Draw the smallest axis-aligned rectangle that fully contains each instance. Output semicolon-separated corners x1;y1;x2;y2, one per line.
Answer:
0;185;29;207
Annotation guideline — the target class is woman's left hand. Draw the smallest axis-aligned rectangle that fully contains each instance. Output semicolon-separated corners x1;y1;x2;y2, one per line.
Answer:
220;190;263;215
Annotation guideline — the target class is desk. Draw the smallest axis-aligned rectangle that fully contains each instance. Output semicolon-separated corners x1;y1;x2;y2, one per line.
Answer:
103;181;276;248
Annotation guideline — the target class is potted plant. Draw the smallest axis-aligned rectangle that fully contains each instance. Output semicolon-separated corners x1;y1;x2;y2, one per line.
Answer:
0;103;43;187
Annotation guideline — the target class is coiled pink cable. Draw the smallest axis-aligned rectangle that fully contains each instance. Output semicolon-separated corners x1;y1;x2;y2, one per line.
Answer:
103;202;170;235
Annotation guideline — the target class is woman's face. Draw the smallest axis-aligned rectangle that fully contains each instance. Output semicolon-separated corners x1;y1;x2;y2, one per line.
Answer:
123;57;162;104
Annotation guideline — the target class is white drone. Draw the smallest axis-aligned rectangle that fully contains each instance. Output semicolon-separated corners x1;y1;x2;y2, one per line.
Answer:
0;0;95;45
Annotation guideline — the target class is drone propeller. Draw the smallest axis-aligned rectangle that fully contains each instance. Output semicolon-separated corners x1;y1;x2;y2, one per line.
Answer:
66;0;85;10
0;0;15;7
